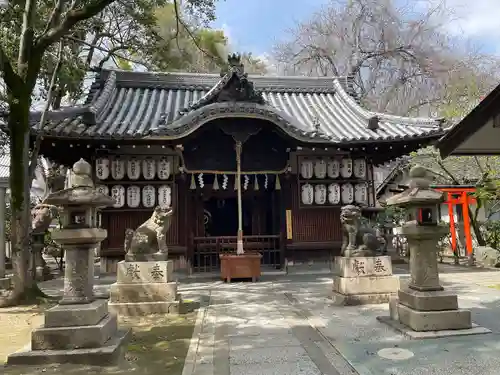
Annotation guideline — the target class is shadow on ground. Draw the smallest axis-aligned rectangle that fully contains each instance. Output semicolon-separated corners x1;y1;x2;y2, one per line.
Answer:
1;313;197;375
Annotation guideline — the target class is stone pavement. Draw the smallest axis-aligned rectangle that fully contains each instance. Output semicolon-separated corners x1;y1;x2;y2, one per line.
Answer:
38;265;500;375
183;281;353;375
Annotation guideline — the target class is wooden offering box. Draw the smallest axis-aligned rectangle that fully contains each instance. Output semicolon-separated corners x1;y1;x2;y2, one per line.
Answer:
219;253;262;282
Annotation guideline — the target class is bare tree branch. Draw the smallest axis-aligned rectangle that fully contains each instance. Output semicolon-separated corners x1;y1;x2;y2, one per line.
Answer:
172;0;218;63
29;40;64;182
0;46;22;89
272;0;499;115
35;0;118;53
41;0;66;37
64;35;153;69
17;0;37;78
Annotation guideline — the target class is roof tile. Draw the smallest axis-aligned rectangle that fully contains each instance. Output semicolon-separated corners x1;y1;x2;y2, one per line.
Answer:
26;68;444;144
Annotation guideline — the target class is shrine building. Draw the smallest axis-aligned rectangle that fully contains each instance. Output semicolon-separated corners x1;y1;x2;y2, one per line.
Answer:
25;56;445;273
437;81;500;157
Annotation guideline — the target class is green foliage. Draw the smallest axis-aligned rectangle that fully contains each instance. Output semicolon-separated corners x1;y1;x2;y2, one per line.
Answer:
376;206;407;227
410;147;500;185
152;4;267;74
0;0;223;106
43;229;63;260
409;147;500;248
483;221;500;250
439;71;489;121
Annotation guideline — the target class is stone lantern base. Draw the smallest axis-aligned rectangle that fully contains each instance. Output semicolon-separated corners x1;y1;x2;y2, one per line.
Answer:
378;280;492;339
7;299;130;365
0;276;10;289
331;256;399;305
109;260;184;316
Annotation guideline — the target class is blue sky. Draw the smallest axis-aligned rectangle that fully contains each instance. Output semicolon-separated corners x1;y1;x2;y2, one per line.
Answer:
211;0;330;55
211;0;500;56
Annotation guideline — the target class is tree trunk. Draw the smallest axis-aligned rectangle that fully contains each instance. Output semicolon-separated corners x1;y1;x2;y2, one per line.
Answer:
467;205;486;267
0;93;40;306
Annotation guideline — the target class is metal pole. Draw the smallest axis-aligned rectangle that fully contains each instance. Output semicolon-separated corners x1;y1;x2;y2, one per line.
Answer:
235;141;244;255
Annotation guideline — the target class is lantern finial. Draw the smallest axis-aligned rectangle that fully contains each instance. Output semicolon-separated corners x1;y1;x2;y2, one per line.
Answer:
408;165;431;190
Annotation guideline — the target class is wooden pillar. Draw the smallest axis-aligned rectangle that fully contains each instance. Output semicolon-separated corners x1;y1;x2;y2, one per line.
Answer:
0;187;6;279
461;192;473;256
447;193;457;256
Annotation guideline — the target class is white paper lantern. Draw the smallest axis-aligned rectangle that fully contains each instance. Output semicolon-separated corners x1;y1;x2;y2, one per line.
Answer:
328;183;341;204
327;159;340;179
314;184;327;204
142;185;156;208
96;185;109;196
340;158;353;178
301;183;314;205
95;158;110;180
300;160;314;179
110;185;125;208
142;159;156;180
111;159;125;180
157;157;171;180
314;159;327;179
158;185;172;208
341;183;354;204
353;159;367;179
126;185;141;208
355;183;368;205
127;158;141;180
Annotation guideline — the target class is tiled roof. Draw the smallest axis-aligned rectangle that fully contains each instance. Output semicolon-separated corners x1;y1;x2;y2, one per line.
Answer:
24;64;445;144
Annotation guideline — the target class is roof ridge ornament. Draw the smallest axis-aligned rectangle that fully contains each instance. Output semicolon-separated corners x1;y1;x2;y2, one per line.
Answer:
178;53;266;116
226;53;245;76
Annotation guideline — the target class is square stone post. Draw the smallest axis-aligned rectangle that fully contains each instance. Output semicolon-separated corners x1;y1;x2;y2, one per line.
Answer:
109;259;183;316
332;255;399;305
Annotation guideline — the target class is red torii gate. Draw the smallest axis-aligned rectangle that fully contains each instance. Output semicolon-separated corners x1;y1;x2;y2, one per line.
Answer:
433;186;476;257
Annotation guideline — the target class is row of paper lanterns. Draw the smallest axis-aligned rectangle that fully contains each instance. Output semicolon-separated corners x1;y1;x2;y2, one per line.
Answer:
95;157;172;180
301;183;368;205
300;158;367;179
97;185;172;209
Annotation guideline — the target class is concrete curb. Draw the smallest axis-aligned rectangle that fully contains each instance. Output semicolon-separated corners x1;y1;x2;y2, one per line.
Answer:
181;305;207;375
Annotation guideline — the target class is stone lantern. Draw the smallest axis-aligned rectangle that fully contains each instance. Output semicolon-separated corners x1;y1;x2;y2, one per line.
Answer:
379;166;489;337
7;159;130;365
386;166;448;293
45;158;114;305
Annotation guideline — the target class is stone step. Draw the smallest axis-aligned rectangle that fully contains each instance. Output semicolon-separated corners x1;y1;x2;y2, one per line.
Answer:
32;313;117;350
108;300;183;316
109;281;178;303
7;329;131;366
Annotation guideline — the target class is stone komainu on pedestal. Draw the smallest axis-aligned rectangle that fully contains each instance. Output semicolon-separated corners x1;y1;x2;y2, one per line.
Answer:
340;205;386;257
332;205;397;305
123;205;173;262
110;205;183;316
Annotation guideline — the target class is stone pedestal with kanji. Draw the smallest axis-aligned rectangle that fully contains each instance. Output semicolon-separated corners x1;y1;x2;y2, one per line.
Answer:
331;255;399;305
109;260;183;316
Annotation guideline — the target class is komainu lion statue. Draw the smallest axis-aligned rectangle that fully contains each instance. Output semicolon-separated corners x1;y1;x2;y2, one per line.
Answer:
340;205;386;257
32;204;59;234
124;206;174;261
